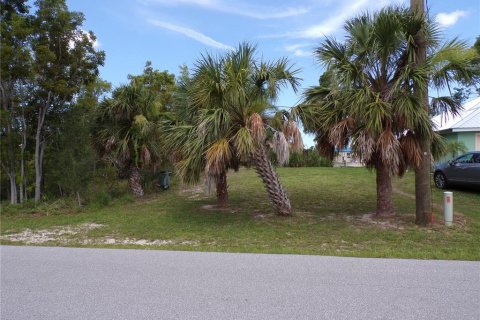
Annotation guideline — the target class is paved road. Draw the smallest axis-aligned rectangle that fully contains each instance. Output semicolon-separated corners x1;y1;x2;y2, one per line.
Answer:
1;246;479;320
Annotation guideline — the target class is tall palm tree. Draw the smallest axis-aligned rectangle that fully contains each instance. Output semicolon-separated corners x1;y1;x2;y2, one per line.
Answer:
96;81;163;196
167;43;302;215
295;7;476;216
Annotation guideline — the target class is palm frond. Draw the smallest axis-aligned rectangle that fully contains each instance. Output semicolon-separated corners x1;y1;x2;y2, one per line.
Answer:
271;131;290;166
283;120;303;152
248;112;265;143
205;138;232;176
232;127;254;161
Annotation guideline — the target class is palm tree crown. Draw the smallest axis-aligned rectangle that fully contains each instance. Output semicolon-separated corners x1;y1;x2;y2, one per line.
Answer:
96;81;164;196
167;43;303;214
295;6;476;216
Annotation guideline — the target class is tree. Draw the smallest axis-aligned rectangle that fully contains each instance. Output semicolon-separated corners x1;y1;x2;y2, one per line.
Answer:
296;7;463;216
451;35;480;104
443;141;467;160
167;43;302;215
95;80;165;196
410;0;431;225
0;0;32;204
44;78;110;204
30;0;104;202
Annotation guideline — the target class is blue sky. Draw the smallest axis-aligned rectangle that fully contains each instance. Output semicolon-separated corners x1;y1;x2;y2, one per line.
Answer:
66;0;480;146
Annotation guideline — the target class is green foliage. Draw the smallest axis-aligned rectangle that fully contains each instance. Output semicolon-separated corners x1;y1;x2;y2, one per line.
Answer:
95;80;165;170
91;191;112;208
1;0;106;203
167;42;301;183
296;6;478;177
450;35;480;99
31;0;105;100
93;66;176;196
443;141;468;159
128;61;176;111
288;148;333;167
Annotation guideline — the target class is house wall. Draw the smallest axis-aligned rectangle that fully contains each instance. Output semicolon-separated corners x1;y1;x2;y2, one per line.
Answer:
457;131;478;151
437;131;480;162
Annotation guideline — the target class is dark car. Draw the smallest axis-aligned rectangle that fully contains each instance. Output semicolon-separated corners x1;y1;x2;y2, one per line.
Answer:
433;152;480;189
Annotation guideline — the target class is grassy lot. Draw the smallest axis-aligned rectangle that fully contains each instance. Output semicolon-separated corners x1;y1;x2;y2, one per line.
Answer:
1;167;479;260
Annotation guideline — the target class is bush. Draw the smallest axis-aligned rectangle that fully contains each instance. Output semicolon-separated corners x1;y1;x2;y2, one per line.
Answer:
92;191;112;208
288;147;332;167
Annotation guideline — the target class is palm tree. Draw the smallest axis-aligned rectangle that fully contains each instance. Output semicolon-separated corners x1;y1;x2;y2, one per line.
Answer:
295;7;476;216
167;43;302;215
443;141;468;160
96;81;163;196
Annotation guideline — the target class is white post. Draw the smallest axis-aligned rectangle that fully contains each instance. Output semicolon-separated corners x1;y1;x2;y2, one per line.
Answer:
444;191;453;226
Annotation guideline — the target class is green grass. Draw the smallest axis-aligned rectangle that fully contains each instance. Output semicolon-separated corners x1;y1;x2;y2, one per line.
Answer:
1;167;479;260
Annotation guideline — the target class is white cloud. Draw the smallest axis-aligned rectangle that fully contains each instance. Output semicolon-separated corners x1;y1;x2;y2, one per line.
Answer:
275;0;401;39
435;10;468;28
285;43;313;57
141;0;308;19
148;19;233;50
293;49;312;57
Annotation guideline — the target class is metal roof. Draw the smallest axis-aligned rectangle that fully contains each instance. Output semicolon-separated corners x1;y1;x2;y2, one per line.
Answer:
432;96;480;133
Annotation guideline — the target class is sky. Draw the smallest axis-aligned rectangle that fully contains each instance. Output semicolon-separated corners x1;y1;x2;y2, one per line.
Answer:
64;0;480;146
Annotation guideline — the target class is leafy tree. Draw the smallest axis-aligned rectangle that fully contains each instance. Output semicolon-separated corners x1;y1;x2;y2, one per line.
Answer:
167;43;302;215
30;0;105;202
0;0;32;204
128;61;176;112
295;7;476;217
44;78;110;204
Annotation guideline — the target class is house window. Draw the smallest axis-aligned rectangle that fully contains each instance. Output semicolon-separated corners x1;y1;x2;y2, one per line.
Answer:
476;133;480;150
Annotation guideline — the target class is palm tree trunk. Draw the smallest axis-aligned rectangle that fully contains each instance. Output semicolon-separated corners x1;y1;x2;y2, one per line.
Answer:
252;146;292;216
411;0;432;226
215;170;228;207
375;163;395;216
128;165;144;196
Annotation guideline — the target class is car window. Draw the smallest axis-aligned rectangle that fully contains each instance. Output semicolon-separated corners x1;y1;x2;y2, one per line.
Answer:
473;154;480;163
456;154;473;163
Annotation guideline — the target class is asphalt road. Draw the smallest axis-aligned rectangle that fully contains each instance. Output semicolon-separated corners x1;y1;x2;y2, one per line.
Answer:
1;246;479;320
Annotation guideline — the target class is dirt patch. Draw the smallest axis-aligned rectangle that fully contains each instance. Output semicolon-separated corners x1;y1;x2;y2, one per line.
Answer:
81;238;198;246
0;223;104;244
350;211;468;230
0;223;198;247
28;211;47;218
179;185;209;200
355;213;407;230
201;204;239;213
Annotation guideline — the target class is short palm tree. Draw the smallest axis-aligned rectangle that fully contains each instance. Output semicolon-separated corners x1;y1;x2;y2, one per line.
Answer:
444;141;468;159
295;7;476;216
167;43;302;215
96;81;163;196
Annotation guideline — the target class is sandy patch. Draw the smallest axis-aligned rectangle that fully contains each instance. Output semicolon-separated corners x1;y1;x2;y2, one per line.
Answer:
0;223;198;246
1;223;104;244
179;185;209;200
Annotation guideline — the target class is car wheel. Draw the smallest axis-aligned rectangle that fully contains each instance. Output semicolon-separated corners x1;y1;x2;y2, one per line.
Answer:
434;172;447;189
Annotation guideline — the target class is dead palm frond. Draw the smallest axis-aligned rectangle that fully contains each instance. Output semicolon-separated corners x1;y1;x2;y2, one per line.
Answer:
271;131;290;166
248;113;265;143
283;120;304;152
